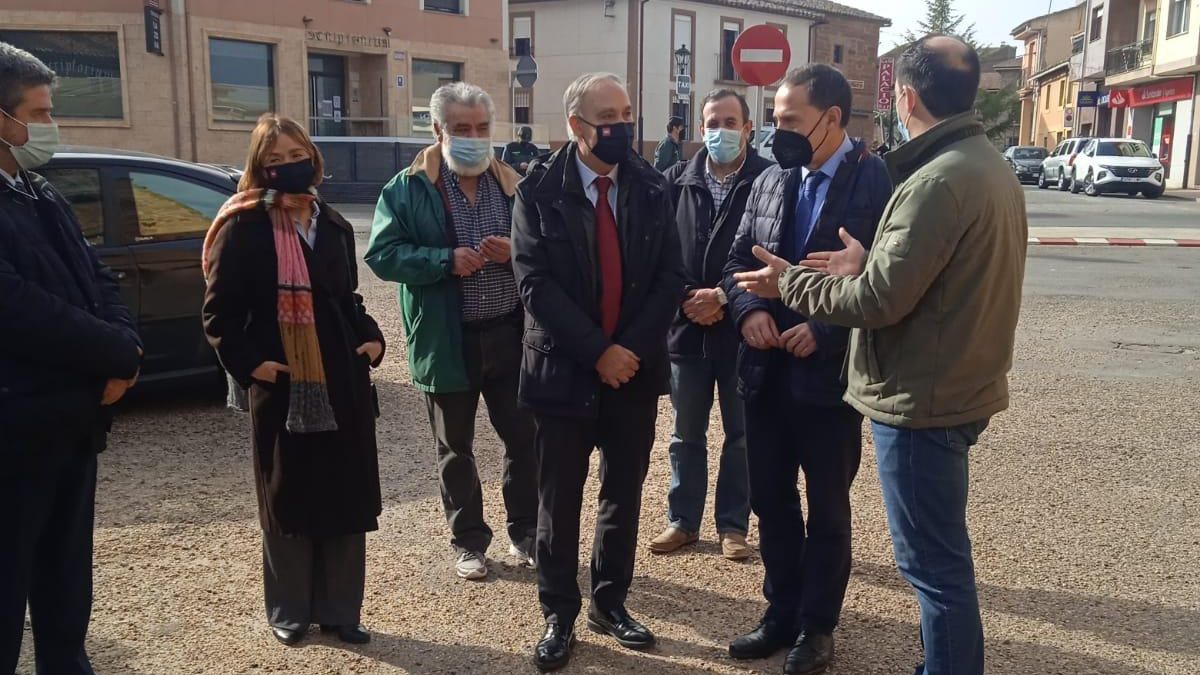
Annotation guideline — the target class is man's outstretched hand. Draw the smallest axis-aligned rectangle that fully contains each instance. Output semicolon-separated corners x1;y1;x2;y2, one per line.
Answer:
733;246;789;299
801;228;866;276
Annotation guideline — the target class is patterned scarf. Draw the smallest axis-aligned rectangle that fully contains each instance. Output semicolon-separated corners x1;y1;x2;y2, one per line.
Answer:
203;188;338;434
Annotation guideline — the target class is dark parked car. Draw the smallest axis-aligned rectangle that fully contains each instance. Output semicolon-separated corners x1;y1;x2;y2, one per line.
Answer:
1003;146;1048;184
40;147;239;386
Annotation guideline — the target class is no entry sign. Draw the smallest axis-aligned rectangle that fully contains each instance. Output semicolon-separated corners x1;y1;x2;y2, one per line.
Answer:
732;25;791;86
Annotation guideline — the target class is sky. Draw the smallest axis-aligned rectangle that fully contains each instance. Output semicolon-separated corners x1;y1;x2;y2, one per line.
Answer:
852;0;1085;55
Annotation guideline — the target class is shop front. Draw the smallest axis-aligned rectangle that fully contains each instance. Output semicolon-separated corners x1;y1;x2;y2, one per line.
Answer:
1110;76;1195;188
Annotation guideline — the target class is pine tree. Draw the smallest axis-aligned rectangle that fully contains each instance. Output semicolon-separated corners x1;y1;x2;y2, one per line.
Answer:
903;0;977;48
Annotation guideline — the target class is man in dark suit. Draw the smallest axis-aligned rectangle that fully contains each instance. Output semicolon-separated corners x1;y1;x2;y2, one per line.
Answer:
511;72;684;672
0;43;142;674
723;65;892;675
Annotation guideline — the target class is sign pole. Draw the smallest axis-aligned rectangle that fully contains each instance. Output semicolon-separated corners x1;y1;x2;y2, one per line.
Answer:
756;86;766;150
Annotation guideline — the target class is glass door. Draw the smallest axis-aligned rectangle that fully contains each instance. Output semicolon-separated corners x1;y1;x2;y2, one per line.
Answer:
308;53;347;137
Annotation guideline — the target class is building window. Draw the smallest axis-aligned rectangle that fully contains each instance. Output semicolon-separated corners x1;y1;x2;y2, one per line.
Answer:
0;30;123;119
1044;85;1050;110
720;19;743;82
763;91;776;127
1167;0;1189;36
512;14;533;57
423;0;464;15
514;87;531;124
833;45;844;64
1059;81;1066;106
412;59;462;134
38;168;103;243
670;10;694;80
1144;10;1157;41
129;171;227;241
1071;33;1084;55
1090;6;1104;42
209;38;275;123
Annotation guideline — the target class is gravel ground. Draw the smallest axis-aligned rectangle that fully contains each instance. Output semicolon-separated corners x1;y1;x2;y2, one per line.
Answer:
17;246;1200;675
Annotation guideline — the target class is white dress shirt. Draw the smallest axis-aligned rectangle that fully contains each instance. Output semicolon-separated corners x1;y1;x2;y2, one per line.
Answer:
574;153;619;214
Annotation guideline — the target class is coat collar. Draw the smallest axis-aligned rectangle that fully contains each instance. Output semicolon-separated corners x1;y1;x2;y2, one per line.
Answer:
408;144;522;197
885;113;984;184
525;142;665;203
675;146;772;189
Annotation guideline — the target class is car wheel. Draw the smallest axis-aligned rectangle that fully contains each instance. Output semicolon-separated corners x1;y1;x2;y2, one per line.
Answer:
1084;172;1099;197
1070;172;1082;194
1142;187;1163;199
1037;172;1048;189
1058;171;1070;191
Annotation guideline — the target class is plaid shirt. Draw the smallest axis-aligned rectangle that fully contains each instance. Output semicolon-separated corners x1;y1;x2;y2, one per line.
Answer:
441;168;520;322
704;158;742;210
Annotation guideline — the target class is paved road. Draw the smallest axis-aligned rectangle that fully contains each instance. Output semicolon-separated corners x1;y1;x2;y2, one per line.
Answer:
1022;184;1200;233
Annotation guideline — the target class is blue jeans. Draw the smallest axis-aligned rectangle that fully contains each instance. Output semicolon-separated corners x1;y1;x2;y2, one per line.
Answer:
666;358;750;535
872;420;990;675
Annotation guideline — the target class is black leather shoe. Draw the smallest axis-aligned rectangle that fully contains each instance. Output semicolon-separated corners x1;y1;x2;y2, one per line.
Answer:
320;624;371;644
784;631;834;675
271;626;305;646
533;623;576;672
729;620;799;660
586;606;656;650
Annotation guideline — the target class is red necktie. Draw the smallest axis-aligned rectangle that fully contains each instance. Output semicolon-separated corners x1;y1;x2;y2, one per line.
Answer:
593;176;622;337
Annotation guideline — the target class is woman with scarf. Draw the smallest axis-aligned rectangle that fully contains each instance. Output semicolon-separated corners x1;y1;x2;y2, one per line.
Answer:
202;114;385;647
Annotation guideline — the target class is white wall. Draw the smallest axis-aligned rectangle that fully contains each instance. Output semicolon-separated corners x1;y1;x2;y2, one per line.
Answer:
1169;98;1192;188
519;0;810;144
641;1;811;140
522;0;631;142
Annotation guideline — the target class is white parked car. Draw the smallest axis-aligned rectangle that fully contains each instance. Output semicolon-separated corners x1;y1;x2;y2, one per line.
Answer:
1039;137;1091;191
1068;138;1165;198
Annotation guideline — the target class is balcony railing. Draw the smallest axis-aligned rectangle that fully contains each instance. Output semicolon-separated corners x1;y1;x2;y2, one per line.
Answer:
1105;39;1153;75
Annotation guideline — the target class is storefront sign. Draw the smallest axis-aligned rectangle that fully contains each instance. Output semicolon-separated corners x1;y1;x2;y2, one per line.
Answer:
144;6;163;55
305;31;391;50
1064;107;1074;126
876;57;894;111
1108;89;1129;109
1128;77;1195;108
1076;91;1098;108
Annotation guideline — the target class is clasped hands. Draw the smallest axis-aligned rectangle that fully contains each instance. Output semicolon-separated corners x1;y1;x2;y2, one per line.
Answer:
452;236;511;277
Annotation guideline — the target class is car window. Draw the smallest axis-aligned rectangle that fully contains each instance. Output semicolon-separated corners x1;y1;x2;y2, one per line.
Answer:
1014;148;1047;159
39;168;104;245
129;171;227;242
1096;141;1153;158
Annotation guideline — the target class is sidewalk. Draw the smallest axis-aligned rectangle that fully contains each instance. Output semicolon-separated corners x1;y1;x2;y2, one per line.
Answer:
1163;188;1200;202
1029;226;1200;247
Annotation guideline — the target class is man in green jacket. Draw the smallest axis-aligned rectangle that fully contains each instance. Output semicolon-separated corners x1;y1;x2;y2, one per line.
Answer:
365;82;537;582
734;36;1027;675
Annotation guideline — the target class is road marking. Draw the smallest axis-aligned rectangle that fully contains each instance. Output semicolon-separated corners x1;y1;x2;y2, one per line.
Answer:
1028;236;1200;247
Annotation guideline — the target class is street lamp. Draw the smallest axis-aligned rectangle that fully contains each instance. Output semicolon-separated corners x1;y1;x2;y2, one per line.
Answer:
674;44;691;77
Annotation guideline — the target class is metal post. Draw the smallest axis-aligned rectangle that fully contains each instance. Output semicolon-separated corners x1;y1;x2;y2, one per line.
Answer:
756;86;765;149
636;0;649;158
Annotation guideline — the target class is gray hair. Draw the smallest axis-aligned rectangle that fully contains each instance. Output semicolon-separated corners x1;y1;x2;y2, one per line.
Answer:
562;72;625;140
0;42;55;113
429;81;495;129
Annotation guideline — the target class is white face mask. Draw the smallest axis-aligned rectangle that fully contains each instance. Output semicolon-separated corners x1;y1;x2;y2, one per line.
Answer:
1;109;59;170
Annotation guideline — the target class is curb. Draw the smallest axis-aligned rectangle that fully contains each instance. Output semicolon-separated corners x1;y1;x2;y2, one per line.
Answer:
1028;237;1200;247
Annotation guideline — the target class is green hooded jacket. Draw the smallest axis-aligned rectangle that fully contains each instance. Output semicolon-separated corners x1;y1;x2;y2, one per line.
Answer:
365;145;520;393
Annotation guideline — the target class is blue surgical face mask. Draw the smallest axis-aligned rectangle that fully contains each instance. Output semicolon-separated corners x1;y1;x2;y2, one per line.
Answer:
446;135;493;169
703;127;744;165
895;89;912;143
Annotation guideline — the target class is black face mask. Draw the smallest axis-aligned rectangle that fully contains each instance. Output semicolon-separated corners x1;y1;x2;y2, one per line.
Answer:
772;112;832;170
578;119;635;166
263;159;316;194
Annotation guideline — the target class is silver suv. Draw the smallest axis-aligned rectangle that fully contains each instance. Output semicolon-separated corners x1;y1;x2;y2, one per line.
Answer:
1039;137;1091;191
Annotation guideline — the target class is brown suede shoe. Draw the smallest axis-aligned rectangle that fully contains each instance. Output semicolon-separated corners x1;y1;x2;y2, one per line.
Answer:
720;532;753;560
649;526;699;554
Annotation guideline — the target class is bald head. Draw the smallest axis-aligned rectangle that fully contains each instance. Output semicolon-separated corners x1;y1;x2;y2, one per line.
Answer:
896;34;980;120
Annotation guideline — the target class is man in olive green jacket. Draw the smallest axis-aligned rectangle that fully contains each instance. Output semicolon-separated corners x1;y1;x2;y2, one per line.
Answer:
366;82;537;582
735;36;1026;675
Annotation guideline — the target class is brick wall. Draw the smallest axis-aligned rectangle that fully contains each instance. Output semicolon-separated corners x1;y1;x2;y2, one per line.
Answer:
811;16;883;143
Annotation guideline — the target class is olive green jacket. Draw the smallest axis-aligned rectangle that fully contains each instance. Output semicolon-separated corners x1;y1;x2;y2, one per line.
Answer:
777;113;1028;428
